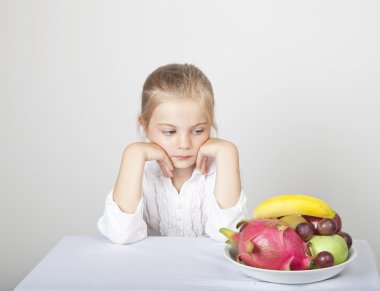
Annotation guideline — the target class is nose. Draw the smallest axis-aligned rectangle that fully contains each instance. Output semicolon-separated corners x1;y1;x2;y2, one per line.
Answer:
178;133;191;149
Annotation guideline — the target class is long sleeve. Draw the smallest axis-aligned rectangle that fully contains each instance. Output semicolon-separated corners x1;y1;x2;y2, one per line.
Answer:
205;189;248;242
98;161;249;243
97;190;147;244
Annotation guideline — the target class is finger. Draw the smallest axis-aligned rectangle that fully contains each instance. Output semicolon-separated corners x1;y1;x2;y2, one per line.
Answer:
165;157;174;176
196;154;207;173
200;156;208;174
196;153;205;169
157;160;169;178
160;165;172;178
161;158;174;178
158;163;167;177
165;164;173;177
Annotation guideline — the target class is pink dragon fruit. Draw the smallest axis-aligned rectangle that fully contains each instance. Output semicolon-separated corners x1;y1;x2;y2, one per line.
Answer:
220;219;313;270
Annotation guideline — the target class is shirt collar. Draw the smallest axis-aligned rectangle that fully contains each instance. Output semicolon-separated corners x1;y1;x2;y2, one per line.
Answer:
147;159;216;177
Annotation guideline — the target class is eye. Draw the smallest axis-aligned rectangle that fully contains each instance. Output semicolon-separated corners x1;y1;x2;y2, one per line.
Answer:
193;128;204;135
163;130;176;136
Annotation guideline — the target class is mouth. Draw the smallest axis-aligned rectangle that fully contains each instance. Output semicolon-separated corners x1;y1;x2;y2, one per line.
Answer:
173;155;192;160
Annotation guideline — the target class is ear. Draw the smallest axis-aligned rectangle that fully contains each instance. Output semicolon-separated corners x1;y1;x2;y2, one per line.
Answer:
138;115;148;135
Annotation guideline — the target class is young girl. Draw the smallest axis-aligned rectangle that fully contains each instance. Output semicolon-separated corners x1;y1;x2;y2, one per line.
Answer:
98;64;248;244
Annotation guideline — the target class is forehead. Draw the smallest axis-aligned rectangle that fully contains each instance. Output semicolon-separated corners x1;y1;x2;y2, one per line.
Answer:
150;100;209;126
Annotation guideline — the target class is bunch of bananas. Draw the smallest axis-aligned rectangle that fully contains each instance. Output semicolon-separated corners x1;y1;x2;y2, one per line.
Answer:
253;194;335;219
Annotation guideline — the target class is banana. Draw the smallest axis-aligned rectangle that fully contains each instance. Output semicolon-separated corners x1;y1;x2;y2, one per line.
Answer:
253;194;335;219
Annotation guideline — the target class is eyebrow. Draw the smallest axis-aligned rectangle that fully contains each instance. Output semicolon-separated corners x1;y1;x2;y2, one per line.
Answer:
157;122;209;128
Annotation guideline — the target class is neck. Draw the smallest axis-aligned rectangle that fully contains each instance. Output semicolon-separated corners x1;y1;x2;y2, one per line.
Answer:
171;165;195;192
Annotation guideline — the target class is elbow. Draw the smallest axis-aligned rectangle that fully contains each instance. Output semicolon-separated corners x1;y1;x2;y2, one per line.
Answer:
108;233;147;245
97;217;147;245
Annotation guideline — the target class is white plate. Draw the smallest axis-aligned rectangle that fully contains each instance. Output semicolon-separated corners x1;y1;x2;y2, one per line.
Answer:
224;245;357;284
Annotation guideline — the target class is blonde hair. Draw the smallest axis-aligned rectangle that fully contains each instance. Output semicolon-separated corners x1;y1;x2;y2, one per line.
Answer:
139;64;216;132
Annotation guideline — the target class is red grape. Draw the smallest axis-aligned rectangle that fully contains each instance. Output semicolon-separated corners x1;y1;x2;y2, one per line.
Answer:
337;231;352;249
333;212;342;232
296;222;314;241
303;215;321;234
315;251;334;268
317;218;337;235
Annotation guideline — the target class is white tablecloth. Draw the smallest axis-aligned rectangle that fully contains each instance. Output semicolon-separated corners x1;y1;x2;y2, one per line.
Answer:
15;236;380;291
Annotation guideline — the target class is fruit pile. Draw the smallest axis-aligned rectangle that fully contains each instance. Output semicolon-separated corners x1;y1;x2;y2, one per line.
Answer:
220;194;353;271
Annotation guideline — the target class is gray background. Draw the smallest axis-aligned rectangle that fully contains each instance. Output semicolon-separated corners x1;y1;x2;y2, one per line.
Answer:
1;1;379;290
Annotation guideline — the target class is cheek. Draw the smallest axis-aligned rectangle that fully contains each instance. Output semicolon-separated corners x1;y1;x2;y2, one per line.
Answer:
149;134;174;151
158;140;173;150
194;135;209;148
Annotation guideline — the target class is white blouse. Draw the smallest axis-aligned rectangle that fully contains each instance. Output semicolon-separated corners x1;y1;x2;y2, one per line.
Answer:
97;160;248;244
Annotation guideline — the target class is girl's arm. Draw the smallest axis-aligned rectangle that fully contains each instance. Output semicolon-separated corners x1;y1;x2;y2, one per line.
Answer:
98;142;173;244
196;138;241;209
113;142;173;213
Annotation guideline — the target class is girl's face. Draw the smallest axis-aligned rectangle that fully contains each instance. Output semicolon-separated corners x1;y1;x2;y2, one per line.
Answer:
145;99;211;170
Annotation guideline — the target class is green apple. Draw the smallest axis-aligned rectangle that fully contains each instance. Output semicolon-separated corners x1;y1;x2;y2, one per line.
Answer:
309;235;349;265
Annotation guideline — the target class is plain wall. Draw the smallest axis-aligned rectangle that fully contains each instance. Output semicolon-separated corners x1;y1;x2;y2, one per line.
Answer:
1;0;379;290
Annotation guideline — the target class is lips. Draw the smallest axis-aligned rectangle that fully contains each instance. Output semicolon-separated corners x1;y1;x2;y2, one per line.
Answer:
173;155;192;160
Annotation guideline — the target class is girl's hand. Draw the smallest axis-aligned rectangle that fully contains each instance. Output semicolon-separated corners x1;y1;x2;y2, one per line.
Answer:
127;142;174;178
113;142;173;214
196;138;241;208
196;138;238;175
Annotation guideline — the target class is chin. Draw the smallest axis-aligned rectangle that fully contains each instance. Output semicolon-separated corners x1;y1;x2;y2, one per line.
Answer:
172;160;196;170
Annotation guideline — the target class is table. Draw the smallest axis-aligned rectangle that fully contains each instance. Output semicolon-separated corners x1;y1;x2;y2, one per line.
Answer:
15;236;380;291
